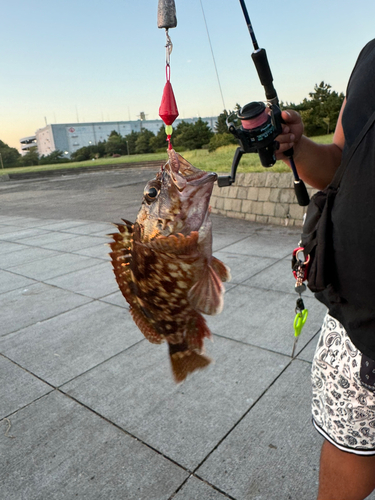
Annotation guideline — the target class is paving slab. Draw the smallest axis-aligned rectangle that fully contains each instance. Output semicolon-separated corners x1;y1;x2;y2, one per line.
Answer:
0;216;57;228
99;290;129;308
13;230;80;247
0;355;52;419
74;242;111;260
45;261;119;299
0;301;142;386
0;269;35;294
0;227;49;241
221;229;298;259
214;250;277;284
206;284;327;358
243;258;315;298
0;246;59;270
0;391;188;500
8;252;100;281
297;331;321;364
36;220;89;231
59;222;113;235
0;282;92;336
212;232;250;252
0;224;31;236
62;335;289;471
41;234;107;252
173;476;231;500
0;240;29;253
196;360;322;500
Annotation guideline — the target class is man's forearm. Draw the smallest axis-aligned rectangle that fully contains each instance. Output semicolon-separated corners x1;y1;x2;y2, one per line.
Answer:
287;136;343;190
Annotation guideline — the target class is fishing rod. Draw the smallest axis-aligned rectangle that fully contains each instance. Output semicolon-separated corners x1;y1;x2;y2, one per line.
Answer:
217;0;310;207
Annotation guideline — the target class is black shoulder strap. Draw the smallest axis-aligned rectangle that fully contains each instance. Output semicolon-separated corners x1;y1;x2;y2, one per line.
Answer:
330;109;375;189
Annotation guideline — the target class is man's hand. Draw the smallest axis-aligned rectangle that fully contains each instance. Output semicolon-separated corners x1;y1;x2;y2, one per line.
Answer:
276;110;304;160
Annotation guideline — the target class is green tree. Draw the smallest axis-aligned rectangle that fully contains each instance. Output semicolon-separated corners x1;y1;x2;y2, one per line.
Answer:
174;118;214;150
149;125;169;152
39;150;70;165
214;107;241;134
208;133;237;152
105;130;128;156
123;131;140;155
0;140;21;167
20;146;39;166
287;81;344;136
70;142;106;162
135;129;155;154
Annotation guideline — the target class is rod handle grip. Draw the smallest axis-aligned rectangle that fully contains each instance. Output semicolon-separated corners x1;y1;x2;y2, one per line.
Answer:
251;48;277;102
294;180;310;206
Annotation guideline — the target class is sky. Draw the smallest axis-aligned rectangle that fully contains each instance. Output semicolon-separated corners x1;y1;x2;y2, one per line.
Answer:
2;0;375;151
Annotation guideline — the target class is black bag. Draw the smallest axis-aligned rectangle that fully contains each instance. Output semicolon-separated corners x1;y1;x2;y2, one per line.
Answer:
300;187;337;292
300;110;375;293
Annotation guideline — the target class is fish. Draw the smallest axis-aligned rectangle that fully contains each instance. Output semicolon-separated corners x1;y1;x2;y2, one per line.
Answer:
108;149;231;382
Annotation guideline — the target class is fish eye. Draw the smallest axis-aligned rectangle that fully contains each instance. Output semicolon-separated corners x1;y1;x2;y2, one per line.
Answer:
147;187;158;198
144;182;160;203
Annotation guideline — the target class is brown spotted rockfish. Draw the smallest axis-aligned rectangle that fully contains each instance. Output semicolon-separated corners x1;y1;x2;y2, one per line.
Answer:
109;149;230;382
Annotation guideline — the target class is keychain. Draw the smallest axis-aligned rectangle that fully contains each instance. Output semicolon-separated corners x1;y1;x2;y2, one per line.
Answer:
291;247;309;357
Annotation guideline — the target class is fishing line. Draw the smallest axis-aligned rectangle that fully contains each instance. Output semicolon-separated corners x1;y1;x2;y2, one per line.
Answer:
199;0;226;111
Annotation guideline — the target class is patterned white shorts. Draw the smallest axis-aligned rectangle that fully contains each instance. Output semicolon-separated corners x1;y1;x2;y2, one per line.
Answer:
312;313;375;455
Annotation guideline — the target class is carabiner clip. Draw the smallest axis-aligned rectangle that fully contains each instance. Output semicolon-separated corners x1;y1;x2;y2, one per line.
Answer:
165;29;173;66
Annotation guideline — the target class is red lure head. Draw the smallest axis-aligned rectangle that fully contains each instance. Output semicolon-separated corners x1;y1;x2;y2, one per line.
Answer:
159;80;179;126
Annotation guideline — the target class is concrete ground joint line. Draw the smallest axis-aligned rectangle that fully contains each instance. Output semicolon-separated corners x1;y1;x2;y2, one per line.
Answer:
0;352;57;390
0;258;102;283
1;389;56;423
56;338;145;389
0;298;95;338
167;474;192;500
56;387;193;475
212;332;294;360
232;254;293;285
191;360;294;475
190;473;239;500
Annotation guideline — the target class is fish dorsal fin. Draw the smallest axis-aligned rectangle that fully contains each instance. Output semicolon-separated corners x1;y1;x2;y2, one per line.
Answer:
146;231;199;255
108;221;134;297
211;256;231;283
188;262;225;316
108;220;164;345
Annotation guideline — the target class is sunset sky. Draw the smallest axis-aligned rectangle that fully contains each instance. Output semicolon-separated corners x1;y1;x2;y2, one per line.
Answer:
2;0;374;151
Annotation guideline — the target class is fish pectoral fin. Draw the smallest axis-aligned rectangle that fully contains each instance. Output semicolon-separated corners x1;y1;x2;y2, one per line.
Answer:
148;231;199;255
169;344;211;383
188;264;224;316
211;256;231;282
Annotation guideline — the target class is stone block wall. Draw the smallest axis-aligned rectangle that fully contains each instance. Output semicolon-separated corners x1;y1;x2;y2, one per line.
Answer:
211;172;317;227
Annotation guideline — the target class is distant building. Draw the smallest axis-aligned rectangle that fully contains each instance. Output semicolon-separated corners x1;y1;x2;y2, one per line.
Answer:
19;135;37;156
32;116;217;158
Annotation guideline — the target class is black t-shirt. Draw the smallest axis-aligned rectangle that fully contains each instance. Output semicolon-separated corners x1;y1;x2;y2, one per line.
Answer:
317;39;375;359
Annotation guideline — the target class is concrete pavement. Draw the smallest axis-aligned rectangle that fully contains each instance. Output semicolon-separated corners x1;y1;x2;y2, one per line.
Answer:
1;168;373;500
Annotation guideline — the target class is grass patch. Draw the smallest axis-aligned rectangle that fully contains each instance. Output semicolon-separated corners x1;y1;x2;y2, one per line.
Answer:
0;134;333;176
184;134;334;173
0;152;167;176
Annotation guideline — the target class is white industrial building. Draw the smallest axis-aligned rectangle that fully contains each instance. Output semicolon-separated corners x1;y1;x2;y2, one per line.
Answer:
19;135;37;156
30;116;217;158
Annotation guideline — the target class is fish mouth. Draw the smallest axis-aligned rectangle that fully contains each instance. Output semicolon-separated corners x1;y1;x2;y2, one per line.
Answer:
168;150;217;187
186;171;218;186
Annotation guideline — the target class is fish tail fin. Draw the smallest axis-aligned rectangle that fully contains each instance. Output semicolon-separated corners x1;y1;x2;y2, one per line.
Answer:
169;344;212;383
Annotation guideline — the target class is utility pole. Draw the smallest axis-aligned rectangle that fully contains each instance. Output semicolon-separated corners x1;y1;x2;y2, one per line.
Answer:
0;153;4;169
